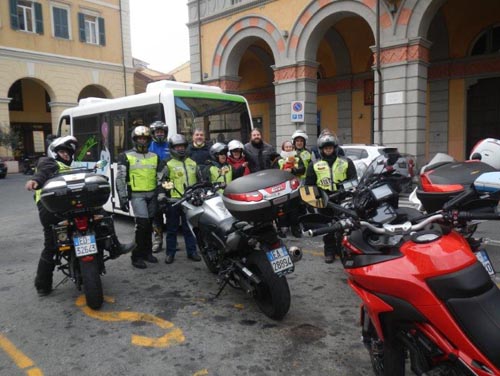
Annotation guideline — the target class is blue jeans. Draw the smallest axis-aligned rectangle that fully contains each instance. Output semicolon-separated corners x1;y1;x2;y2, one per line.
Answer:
166;203;197;256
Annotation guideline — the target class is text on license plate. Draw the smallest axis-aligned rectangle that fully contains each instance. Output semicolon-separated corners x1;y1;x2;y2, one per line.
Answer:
266;246;293;275
476;249;495;276
74;235;98;257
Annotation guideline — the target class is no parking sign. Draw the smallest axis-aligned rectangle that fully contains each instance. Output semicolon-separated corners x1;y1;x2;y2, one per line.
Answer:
291;101;304;123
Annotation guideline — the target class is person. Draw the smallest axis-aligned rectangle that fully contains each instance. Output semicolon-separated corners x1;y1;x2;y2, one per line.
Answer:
244;128;279;172
311;128;346;160
160;134;201;264
148;121;171;254
305;133;357;263
25;136;133;296
116;126;162;269
186;128;211;169
227;139;250;177
291;129;313;182
201;142;236;190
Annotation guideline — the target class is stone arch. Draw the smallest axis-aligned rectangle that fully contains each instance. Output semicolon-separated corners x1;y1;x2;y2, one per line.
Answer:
211;15;285;78
289;1;377;62
4;76;56;102
406;0;447;38
78;84;112;101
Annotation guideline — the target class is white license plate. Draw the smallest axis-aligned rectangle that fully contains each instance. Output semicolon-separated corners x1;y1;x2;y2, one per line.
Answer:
476;249;495;276
266;246;294;275
74;235;98;257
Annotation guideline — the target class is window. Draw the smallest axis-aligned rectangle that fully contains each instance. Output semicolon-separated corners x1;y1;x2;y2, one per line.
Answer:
51;5;70;39
9;0;43;34
471;25;500;56
73;115;100;162
231;0;243;4
78;12;105;46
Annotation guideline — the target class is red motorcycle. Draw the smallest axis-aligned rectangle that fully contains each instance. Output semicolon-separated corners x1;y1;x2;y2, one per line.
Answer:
300;155;500;375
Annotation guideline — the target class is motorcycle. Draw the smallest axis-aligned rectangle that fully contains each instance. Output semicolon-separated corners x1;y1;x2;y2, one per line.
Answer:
23;156;36;175
39;162;118;309
299;155;500;375
168;169;302;320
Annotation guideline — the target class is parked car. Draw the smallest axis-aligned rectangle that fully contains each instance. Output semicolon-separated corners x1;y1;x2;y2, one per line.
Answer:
341;144;415;192
0;158;8;178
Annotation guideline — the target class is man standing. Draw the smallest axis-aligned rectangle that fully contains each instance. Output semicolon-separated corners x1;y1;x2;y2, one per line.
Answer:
244;128;278;173
305;133;357;263
116;126;162;269
148;121;170;253
186;128;211;169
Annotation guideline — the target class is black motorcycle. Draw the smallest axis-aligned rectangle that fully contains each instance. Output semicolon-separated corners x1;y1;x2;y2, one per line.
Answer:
40;166;118;309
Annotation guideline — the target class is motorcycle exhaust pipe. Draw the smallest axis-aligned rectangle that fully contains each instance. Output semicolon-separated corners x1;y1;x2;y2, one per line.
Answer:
288;246;302;263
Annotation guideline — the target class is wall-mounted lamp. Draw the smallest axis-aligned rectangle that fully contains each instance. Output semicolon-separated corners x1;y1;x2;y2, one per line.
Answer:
282;30;289;39
203;72;209;79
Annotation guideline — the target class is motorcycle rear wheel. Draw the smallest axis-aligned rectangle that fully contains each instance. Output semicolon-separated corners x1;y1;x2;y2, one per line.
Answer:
79;257;103;310
246;251;291;320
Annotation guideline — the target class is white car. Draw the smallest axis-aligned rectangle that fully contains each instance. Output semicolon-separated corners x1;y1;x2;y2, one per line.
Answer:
341;144;415;192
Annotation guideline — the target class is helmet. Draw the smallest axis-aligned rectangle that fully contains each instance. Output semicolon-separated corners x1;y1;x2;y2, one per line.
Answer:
292;129;308;145
150;121;168;143
169;134;188;159
131;125;151;153
49;136;78;165
317;134;339;158
469;138;500;170
209;142;228;161
228;140;244;153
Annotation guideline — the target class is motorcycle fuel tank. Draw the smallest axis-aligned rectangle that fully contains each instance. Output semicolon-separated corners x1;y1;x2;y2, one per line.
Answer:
222;169;301;222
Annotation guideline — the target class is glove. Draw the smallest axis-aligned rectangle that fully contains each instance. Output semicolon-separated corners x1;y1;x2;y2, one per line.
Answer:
162;181;174;190
120;201;129;212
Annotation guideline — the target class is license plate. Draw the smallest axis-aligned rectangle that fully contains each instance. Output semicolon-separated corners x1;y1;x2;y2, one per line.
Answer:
476;249;496;276
74;235;98;257
266;246;294;275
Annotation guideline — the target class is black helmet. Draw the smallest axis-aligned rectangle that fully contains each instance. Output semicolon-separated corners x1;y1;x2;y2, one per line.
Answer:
317;134;338;158
150;121;168;143
209;142;228;161
169;134;188;159
49;136;78;165
131;125;151;153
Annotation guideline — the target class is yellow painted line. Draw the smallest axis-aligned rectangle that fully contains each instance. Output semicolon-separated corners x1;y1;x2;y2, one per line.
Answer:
0;333;44;375
302;249;323;257
75;295;185;348
193;369;209;376
233;303;244;310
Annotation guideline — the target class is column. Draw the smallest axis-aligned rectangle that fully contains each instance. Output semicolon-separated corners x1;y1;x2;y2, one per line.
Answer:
49;102;78;134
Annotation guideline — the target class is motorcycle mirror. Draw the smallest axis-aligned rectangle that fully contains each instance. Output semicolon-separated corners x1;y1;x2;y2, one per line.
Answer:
299;186;328;208
95;160;108;169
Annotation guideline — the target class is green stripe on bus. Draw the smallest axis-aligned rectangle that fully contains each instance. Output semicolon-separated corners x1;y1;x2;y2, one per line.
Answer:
173;90;246;103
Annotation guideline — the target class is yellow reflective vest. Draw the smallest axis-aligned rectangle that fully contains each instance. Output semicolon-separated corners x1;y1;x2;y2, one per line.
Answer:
126;152;158;192
313;157;349;191
166;158;197;198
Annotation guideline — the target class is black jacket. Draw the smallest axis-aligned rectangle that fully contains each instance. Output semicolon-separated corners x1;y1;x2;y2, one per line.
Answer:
244;141;278;173
31;157;61;188
187;142;211;168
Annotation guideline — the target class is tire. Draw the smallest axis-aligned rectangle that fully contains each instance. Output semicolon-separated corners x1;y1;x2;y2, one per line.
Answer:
79;257;103;310
246;251;291;320
197;237;220;274
368;333;406;376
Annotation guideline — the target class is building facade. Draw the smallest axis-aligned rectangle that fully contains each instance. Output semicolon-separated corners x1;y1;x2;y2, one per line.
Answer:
0;0;134;160
187;0;500;163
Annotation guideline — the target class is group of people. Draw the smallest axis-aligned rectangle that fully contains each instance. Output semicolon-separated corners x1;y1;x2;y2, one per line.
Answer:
26;121;356;295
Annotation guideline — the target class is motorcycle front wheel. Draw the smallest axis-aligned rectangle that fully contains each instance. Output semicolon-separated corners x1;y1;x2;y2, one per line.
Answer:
79;257;103;310
197;237;220;274
246;251;291;320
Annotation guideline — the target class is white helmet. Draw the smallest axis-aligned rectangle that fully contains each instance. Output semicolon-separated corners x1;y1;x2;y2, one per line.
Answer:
469;138;500;170
228;140;244;152
292;129;308;144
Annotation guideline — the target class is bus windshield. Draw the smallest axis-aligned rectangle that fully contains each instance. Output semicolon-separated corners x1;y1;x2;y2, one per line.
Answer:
174;93;251;144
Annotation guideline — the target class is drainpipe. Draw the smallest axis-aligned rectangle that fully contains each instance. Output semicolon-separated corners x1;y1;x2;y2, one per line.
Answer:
198;0;203;84
119;0;128;95
376;0;383;145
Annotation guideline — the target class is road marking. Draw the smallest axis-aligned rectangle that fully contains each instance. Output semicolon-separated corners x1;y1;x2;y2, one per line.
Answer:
0;333;44;375
302;249;323;257
75;295;185;348
193;370;209;376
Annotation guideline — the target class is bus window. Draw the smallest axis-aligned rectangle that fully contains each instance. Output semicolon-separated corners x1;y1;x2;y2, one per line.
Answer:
174;96;251;144
73;115;100;162
58;115;71;137
111;111;127;161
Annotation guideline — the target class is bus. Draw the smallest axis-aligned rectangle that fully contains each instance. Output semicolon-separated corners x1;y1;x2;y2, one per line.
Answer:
57;80;253;214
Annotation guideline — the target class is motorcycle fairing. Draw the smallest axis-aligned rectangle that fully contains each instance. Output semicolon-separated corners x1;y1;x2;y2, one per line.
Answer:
427;262;500;371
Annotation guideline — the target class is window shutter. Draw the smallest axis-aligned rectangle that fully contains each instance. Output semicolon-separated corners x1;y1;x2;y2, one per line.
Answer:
78;13;86;42
9;0;19;30
98;17;106;46
34;2;43;34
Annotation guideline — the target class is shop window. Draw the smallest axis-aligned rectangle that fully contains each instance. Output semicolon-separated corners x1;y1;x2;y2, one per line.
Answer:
471;25;500;56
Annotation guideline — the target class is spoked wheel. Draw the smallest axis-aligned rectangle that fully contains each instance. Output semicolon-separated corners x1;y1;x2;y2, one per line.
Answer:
246;251;291;320
78;257;103;310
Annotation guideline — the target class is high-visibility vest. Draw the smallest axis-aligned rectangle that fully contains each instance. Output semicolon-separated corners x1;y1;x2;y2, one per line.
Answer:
166;158;197;198
313;157;348;191
209;164;233;188
297;149;312;179
126;151;158;192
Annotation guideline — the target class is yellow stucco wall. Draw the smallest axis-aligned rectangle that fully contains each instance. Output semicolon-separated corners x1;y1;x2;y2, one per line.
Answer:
239;52;271;90
351;91;371;143
317;94;338;132
335;17;374;74
0;0;123;64
9;80;52;124
249;102;271;142
448;79;465;160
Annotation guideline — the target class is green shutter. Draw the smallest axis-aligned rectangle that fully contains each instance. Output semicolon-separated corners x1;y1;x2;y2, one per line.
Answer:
98;17;106;46
9;0;19;30
78;13;85;42
34;2;43;35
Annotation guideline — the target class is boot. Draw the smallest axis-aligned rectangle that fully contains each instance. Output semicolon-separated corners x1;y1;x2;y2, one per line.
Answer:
109;235;135;259
152;226;163;253
34;258;54;296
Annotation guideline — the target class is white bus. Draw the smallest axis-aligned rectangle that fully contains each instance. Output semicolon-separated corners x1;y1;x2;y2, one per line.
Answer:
57;80;253;214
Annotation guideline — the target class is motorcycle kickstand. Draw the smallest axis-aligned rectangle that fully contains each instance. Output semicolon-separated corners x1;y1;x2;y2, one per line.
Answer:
53;276;70;290
213;276;231;299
